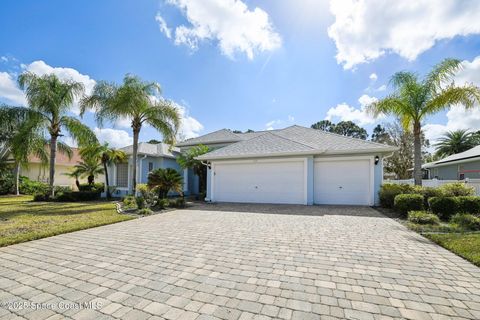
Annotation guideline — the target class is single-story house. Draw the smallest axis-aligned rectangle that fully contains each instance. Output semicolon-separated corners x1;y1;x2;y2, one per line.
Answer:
108;142;200;197
21;148;94;189
422;145;480;180
187;125;397;206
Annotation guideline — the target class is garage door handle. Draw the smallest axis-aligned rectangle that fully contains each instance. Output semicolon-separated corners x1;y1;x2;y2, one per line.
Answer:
339;186;343;189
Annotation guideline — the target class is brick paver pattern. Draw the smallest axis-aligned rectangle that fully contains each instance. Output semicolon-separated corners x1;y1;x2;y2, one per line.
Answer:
0;204;479;320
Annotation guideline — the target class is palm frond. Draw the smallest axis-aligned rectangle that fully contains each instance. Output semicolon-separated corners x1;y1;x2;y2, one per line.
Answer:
57;140;73;159
423;84;480;117
424;58;462;92
142;100;181;145
61;116;98;147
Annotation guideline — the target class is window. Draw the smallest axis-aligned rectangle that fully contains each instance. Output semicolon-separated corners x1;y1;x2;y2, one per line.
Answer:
148;162;154;172
116;163;128;188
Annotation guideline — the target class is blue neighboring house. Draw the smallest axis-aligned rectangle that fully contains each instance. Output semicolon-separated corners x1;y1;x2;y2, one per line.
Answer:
422;145;480;180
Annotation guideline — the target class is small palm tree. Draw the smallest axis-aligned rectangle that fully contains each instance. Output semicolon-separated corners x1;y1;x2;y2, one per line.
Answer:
79;143;127;198
434;130;475;158
74;158;104;185
18;73;98;196
147;168;183;199
368;58;480;185
63;168;82;190
177;145;209;194
80;74;181;194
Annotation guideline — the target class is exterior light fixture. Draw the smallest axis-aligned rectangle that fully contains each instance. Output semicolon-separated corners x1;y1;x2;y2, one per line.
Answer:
374;156;380;165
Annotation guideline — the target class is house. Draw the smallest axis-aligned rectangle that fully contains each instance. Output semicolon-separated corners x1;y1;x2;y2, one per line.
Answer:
422;145;480;180
186;125;397;206
21;148;91;189
108;142;199;196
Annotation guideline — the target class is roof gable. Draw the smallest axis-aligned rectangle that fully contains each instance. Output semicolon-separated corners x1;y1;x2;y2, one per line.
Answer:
176;129;243;147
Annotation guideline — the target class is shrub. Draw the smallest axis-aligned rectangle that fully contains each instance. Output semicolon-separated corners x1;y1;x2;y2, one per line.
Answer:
379;184;415;208
123;195;137;209
135;196;146;209
136;183;157;207
169;197;186;208
456;196;480;215
407;211;440;225
394;194;424;216
439;182;475;197
0;169;14;195
78;183;104;193
33;193;50;202
137;208;153;215
451;213;480;231
54;191;100;202
157;198;170;209
18;176;50;195
429;197;459;221
419;187;444;208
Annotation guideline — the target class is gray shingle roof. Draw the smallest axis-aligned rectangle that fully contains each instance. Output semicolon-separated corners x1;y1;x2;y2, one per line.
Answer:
197;125;397;160
120;142;179;158
176;129;243;147
435;145;480;164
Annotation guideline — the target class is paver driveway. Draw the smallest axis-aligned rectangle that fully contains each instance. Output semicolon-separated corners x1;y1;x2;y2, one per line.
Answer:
0;204;479;320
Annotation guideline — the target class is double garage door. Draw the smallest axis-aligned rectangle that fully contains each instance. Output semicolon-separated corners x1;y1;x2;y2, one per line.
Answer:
212;158;373;205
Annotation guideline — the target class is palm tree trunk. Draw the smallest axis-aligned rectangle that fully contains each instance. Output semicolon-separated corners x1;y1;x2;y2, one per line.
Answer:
131;127;140;195
49;135;58;197
15;162;20;196
103;161;110;199
413;122;422;186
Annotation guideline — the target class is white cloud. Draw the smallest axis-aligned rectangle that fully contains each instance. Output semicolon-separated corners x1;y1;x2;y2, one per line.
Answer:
159;0;281;59
265;115;295;130
328;0;480;69
0;56;8;63
376;84;386;91
175;102;204;139
94;127;133;148
423;56;480;143
0;72;27;105
155;13;172;39
325;94;381;126
369;73;377;81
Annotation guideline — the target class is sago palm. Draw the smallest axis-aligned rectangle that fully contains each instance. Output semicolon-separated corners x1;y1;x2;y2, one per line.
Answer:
80;143;126;198
80;74;181;194
74;158;104;185
434;130;475;158
18;72;98;195
368;58;480;185
147;168;183;198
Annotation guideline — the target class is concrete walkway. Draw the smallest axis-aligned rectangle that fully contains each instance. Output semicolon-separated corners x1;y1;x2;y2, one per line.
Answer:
0;205;479;320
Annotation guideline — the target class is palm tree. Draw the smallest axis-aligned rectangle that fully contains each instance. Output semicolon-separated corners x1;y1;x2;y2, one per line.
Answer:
177;145;209;195
368;58;480;185
80;74;181;194
147;168;183;198
0;105;72;195
18;72;98;196
79;143;126;198
434;130;476;158
74;158;104;185
63;168;82;190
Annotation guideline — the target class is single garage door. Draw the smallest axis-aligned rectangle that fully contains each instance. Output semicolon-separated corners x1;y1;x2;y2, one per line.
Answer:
213;159;305;204
314;158;372;205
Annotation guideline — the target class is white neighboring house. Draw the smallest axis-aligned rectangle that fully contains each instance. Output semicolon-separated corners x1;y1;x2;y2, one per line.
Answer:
187;125;397;206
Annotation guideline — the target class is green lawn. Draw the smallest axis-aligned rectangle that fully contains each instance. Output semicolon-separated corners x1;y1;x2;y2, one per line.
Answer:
0;195;133;247
425;233;480;267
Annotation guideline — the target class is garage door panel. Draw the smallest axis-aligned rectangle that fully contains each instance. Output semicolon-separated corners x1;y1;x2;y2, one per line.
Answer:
213;160;305;204
314;159;371;205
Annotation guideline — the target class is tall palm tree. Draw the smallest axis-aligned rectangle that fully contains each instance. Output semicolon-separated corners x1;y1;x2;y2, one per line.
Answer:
74;158;104;185
434;130;476;158
80;74;181;194
79;143;127;198
368;59;480;185
18;72;98;196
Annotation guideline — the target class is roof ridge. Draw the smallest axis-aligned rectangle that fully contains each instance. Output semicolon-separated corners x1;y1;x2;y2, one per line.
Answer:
307;126;393;148
268;130;318;150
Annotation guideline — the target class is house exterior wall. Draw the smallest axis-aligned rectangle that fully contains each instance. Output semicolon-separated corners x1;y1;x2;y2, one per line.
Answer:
430;160;480;180
20;163;95;189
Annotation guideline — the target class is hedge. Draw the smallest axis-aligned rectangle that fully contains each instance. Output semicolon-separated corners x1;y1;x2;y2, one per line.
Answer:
451;213;480;231
407;211;440;225
456;196;480;215
394;194;424;217
428;197;459;221
379;184;416;208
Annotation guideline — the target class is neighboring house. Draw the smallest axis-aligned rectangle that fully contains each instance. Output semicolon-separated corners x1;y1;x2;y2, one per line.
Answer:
422;146;480;180
21;148;91;189
108;142;190;197
187;125;397;206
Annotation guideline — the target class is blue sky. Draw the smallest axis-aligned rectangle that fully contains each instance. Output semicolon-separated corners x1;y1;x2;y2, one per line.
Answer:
1;0;480;148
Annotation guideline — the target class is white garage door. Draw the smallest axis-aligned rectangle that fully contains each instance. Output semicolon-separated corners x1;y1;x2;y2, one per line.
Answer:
213;160;305;204
314;158;372;205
